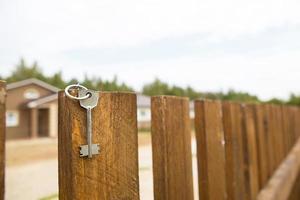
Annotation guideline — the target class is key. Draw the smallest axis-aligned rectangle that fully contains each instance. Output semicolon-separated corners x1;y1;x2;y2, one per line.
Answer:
78;89;100;158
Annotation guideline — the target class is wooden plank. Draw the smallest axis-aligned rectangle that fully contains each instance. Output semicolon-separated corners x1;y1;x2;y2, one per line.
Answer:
194;100;227;200
282;106;291;156
264;105;276;175
242;104;259;200
58;91;139;200
288;107;300;200
288;173;300;200
0;81;5;200
287;107;296;149
269;105;282;169
257;137;300;200
290;107;298;146
274;105;285;164
295;108;300;140
254;104;269;189
222;102;246;200
151;96;194;200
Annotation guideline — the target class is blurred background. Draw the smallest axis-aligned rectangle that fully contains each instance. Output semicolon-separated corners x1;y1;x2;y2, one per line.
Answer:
1;0;300;199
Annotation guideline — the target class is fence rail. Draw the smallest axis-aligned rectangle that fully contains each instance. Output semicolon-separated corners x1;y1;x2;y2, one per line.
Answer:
257;137;300;200
55;92;300;200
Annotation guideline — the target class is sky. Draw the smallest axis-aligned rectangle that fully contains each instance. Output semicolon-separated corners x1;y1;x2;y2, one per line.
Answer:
1;0;300;100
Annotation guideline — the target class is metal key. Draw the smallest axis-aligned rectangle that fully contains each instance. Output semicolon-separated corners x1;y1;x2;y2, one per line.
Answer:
78;89;100;158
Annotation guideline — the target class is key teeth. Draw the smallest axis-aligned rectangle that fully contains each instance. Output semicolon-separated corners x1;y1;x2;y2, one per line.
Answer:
79;144;100;157
96;144;100;153
79;146;85;157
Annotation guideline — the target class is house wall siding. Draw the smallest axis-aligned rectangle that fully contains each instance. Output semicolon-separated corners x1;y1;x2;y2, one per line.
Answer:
6;83;55;139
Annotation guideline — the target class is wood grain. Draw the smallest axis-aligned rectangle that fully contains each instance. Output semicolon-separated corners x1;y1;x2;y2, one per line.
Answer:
0;81;5;200
282;106;291;156
242;104;259;200
273;106;285;164
264;105;276;176
222;102;247;200
194;100;227;200
254;104;270;189
151;96;194;200
257;137;300;200
58;91;139;200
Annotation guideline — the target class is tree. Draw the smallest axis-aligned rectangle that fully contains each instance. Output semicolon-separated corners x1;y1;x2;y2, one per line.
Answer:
266;98;285;105
222;89;259;103
142;78;170;96
6;58;46;83
287;94;300;106
3;58;133;91
48;71;66;89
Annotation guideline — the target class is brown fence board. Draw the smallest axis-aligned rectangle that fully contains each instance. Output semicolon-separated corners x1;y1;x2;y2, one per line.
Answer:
58;91;139;200
151;96;194;200
282;106;291;155
222;102;246;200
254;104;270;189
242;104;259;200
194;100;227;200
0;81;5;200
264;105;276;175
274;106;285;163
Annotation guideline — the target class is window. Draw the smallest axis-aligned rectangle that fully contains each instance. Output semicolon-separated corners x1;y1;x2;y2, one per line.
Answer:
24;88;40;99
140;110;146;116
6;111;19;127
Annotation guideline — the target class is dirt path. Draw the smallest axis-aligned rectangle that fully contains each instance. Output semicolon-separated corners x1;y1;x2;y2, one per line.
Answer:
6;133;151;167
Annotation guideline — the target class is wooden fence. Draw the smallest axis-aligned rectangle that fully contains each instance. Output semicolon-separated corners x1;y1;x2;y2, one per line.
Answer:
0;81;5;200
58;92;300;200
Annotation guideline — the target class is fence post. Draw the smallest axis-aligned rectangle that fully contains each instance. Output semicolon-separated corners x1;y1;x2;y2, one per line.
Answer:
273;105;285;164
222;102;246;200
58;91;139;200
194;100;227;200
264;105;277;176
241;104;259;200
255;104;270;189
151;96;194;200
0;81;5;200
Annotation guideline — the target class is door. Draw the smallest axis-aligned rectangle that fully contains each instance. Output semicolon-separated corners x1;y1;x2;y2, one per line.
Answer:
38;108;49;137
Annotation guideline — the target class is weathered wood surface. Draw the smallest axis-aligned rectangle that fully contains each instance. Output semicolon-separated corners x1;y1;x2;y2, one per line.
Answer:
264;105;277;177
256;137;300;200
58;91;139;200
151;96;194;200
254;104;270;189
194;100;227;200
222;102;246;200
0;81;5;200
273;106;285;164
242;104;259;200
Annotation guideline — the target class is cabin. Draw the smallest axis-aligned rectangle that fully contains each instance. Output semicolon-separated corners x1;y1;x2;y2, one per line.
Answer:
6;79;59;139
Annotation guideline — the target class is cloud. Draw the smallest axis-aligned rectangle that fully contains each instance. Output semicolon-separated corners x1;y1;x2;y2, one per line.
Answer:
0;0;300;100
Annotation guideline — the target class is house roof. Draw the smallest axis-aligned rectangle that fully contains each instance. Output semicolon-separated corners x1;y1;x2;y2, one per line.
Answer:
7;78;59;92
27;93;58;108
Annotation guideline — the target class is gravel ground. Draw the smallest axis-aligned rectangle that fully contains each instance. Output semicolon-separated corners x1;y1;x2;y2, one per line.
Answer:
6;139;198;200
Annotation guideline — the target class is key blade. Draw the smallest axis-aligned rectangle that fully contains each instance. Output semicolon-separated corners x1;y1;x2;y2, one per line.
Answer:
79;89;99;109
